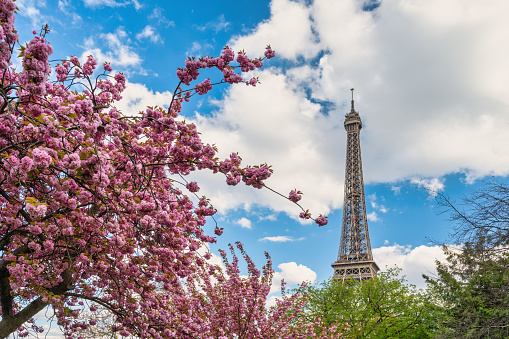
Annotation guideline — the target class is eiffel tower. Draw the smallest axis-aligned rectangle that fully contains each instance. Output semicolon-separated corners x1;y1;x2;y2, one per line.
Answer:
332;89;379;281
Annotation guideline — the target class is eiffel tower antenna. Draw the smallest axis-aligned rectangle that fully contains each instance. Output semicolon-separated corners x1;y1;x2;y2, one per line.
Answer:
332;90;379;281
351;88;354;111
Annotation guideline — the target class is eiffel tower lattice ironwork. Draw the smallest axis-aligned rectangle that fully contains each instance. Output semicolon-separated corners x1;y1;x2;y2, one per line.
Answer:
332;89;379;281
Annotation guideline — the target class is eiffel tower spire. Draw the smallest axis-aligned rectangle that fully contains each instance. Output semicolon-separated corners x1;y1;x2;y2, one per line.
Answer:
332;89;379;281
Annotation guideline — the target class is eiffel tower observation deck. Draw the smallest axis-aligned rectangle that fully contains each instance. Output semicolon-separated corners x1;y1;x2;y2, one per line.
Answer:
332;89;379;281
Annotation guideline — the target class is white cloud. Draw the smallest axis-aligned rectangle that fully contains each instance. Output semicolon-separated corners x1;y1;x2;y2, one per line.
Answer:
373;244;447;289
186;41;214;57
259;214;278;221
131;0;141;10
196;14;230;33
259;236;304;242
17;0;45;28
270;262;317;294
192;0;509;216
230;0;320;60
58;0;82;25
82;0;140;9
114;79;173;115
192;69;343;217
391;186;401;195
136;25;162;43
81;27;142;70
235;217;252;229
367;211;379;222
368;193;388;214
410;177;445;198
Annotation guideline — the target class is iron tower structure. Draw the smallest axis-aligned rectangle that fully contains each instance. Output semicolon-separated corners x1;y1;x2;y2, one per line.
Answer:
332;89;379;281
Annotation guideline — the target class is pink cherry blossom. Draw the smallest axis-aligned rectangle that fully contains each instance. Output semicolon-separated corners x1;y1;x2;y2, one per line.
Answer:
103;62;112;72
18;36;53;95
315;215;329;226
289;189;302;203
186;181;200;192
194;78;212;95
299;211;312;219
264;46;276;59
0;3;330;337
246;77;257;86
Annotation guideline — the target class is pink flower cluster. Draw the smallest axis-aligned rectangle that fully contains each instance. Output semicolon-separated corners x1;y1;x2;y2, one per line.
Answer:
177;46;272;91
236;53;255;72
103;62;112;72
82;55;98;76
289;189;302;203
300;211;312;219
264;46;276;59
186;181;200;193
194;78;212;95
0;0;18;70
55;61;70;82
32;147;52;168
26;202;47;217
222;67;243;84
19;36;53;95
315;215;329;226
242;165;272;189
246;77;257;86
221;47;235;62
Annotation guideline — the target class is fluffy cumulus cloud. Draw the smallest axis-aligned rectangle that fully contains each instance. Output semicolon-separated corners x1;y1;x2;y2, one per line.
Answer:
270;261;317;294
234;217;253;229
187;0;509;216
410;177;445;197
192;69;344;217
136;25;162;43
373;244;448;289
115;79;173;114
367;211;379;222
230;0;320;60
81;27;142;69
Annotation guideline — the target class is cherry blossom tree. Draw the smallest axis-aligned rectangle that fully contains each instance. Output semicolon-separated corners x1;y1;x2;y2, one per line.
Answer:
75;242;349;338
181;242;348;338
0;1;328;337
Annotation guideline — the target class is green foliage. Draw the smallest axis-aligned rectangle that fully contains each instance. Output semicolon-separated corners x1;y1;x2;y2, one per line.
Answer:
424;244;509;338
301;267;439;338
425;181;509;338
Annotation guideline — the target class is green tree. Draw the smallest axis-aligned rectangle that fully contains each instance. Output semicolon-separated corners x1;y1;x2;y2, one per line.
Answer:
300;267;439;338
424;181;509;338
425;243;509;338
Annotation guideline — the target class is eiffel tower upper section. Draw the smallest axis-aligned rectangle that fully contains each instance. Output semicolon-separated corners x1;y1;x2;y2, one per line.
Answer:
332;89;379;281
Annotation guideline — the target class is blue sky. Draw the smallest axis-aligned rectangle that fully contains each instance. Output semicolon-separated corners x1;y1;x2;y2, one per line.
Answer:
13;0;509;320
